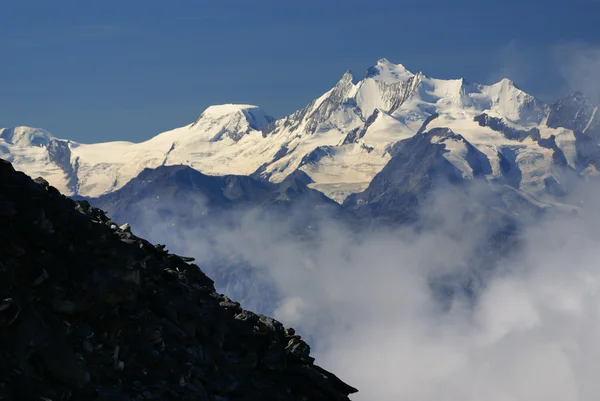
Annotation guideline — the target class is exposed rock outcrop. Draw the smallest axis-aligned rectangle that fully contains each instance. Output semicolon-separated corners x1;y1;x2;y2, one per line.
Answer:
0;158;357;401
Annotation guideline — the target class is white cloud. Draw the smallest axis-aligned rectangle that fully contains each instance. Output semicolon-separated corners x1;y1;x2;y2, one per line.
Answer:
123;181;600;401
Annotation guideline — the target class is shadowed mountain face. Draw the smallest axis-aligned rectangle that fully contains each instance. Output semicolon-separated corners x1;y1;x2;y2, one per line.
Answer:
90;165;347;231
546;93;600;170
0;158;357;401
344;128;466;223
344;128;547;225
547;92;599;137
88;166;355;313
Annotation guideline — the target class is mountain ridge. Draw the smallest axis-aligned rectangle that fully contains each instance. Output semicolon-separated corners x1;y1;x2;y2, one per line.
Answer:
0;157;358;400
1;58;598;207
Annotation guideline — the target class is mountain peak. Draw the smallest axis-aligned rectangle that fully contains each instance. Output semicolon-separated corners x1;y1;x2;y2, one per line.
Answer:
341;69;354;82
193;104;274;133
200;104;262;118
495;77;515;87
0;126;55;147
365;58;414;82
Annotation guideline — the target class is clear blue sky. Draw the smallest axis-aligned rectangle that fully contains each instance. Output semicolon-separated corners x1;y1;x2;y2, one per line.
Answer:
1;0;599;142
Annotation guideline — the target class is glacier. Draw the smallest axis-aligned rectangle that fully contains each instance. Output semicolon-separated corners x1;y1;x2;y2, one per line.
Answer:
1;58;597;206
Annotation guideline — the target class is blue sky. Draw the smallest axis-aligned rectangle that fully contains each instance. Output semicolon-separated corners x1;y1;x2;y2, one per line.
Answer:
1;0;599;142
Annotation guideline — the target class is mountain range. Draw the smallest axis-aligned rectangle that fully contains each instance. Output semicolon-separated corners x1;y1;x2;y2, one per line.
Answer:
4;58;599;400
3;58;598;213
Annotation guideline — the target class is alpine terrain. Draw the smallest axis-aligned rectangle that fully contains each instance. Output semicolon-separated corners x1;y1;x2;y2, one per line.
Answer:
2;58;597;210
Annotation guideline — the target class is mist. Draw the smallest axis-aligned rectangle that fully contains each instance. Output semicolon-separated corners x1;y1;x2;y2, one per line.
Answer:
115;178;600;401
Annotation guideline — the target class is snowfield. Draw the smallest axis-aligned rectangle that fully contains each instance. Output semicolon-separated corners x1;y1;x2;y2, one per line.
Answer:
1;59;591;203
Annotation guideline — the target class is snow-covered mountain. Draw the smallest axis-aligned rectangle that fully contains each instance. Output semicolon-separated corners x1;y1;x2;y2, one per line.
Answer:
2;58;598;205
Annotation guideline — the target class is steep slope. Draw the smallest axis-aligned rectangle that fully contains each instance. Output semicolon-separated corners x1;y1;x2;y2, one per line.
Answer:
89;165;344;227
0;158;357;401
344;126;557;223
547;92;599;136
341;126;570;278
344;127;467;222
546;92;600;172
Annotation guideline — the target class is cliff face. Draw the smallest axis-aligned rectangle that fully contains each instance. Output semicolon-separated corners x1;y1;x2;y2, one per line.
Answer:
0;158;357;401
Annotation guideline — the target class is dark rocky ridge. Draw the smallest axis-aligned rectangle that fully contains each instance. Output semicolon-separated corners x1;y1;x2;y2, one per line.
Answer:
0;158;357;401
90;165;346;232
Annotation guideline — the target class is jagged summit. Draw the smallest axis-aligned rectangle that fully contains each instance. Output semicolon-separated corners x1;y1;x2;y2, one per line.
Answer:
338;69;355;84
547;91;599;136
365;58;415;82
0;158;358;400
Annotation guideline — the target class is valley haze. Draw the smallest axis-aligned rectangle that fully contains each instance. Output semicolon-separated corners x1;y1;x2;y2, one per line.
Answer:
3;53;600;401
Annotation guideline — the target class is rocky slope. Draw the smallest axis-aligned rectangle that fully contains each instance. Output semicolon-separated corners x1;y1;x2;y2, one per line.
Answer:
0;158;357;401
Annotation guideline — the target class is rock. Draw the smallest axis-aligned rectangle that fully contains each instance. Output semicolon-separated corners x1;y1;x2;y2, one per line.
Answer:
0;299;21;327
219;299;241;311
52;300;92;315
40;342;88;389
115;361;125;371
112;345;120;361
0;298;12;312
33;269;50;286
258;315;284;333
0;157;358;401
234;310;258;324
148;329;163;345
33;177;49;187
286;338;313;363
0;199;16;217
82;340;94;353
122;270;141;286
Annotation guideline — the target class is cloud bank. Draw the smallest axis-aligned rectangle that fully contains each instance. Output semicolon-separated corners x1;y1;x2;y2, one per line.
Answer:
122;180;600;401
